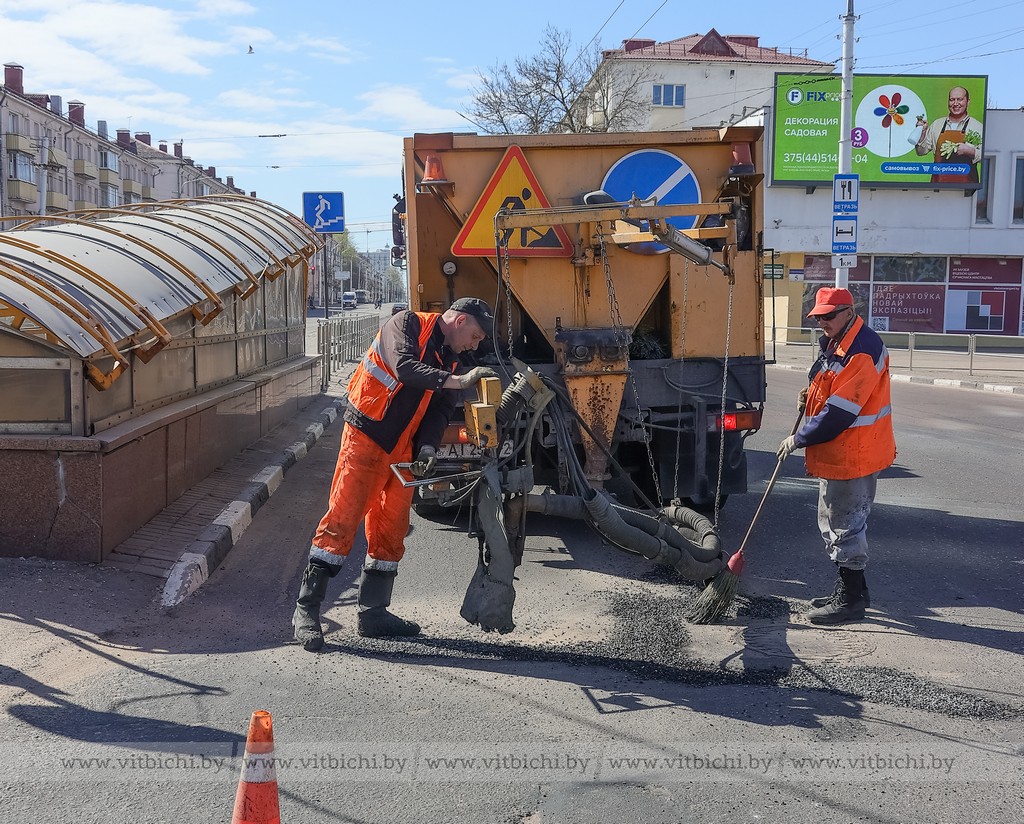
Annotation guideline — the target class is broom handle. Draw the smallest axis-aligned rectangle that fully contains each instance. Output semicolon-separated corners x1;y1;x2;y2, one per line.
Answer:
735;408;804;556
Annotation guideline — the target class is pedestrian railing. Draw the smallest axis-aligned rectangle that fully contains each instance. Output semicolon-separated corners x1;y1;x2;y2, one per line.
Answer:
765;326;1024;375
317;313;381;388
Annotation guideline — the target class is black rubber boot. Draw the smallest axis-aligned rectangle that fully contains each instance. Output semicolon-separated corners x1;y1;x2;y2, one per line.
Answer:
292;560;333;651
356;568;421;638
810;567;870;609
808;567;867;625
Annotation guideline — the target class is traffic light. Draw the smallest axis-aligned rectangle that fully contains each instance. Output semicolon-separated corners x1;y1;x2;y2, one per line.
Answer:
390;245;406;268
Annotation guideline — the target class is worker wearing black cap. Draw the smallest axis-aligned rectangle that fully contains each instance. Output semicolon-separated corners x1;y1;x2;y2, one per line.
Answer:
292;297;497;650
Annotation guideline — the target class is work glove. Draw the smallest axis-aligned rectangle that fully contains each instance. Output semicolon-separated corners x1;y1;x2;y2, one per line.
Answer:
776;435;799;462
797;387;808;414
410;445;437;478
455;366;499;390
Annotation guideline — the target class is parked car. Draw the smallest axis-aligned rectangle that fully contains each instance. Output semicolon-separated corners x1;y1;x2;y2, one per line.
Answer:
342;291;357;310
391;302;409;315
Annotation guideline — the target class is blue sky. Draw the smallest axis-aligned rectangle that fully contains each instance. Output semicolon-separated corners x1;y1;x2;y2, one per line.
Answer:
2;0;1022;250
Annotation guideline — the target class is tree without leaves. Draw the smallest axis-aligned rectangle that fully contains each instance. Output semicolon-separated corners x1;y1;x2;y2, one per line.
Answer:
464;26;655;135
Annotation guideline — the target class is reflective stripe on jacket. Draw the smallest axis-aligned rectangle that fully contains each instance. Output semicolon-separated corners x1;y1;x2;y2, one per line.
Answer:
347;312;441;422
802;315;897;480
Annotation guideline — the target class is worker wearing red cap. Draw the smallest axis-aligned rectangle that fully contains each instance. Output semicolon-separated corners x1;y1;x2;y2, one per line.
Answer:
292;297;498;650
777;287;896;624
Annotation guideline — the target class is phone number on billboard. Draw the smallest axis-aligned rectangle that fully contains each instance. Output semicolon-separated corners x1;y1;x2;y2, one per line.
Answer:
784;152;839;164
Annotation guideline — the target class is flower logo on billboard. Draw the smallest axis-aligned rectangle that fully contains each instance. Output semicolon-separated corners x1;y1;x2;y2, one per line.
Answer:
872;92;911;157
873;92;910;128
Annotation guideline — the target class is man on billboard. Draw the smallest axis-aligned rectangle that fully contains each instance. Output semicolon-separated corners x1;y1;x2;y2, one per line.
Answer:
913;85;983;184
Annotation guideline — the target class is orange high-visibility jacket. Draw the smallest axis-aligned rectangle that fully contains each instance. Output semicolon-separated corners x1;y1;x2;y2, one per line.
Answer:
345;311;459;453
799;315;896;480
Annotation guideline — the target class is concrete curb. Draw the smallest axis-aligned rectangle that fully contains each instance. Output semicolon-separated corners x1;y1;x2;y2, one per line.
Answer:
160;399;343;608
769;362;1024;394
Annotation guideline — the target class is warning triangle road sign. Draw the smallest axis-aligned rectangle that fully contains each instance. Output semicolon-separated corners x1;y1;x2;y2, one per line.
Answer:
451;145;574;258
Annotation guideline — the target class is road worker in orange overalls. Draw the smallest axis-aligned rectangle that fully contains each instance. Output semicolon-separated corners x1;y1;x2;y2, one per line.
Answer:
292;298;497;650
777;288;896;625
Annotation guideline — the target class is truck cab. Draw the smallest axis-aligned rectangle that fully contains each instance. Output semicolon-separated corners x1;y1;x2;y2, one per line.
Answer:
341;290;357;310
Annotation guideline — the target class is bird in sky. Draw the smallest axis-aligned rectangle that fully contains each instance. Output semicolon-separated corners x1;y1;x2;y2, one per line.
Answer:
247;45;254;54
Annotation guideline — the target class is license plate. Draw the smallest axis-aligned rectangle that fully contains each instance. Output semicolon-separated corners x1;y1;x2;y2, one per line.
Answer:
437;440;513;459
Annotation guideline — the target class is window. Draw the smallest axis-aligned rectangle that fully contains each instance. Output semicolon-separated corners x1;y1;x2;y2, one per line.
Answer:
7;151;35;183
974;156;994;224
99;183;121;207
1013;157;1024;225
652;84;685;107
99;149;119;173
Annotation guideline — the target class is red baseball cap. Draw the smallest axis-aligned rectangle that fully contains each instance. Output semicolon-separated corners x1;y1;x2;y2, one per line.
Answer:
808;287;854;317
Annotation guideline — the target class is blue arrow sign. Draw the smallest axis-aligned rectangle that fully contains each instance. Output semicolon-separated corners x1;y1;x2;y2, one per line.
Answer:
303;191;345;233
600;149;702;254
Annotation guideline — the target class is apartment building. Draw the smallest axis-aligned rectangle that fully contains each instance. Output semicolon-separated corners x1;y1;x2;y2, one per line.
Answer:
1;62;246;220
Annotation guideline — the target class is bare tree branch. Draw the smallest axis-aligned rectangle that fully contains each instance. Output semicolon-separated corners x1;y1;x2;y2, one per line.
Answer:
463;26;655;135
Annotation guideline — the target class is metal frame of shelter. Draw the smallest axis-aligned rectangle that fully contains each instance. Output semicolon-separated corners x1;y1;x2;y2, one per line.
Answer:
0;195;323;436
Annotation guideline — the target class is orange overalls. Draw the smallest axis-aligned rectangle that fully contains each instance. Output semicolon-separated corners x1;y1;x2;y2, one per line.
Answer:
311;313;455;569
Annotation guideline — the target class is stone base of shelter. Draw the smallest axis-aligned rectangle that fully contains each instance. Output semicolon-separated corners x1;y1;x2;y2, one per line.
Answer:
0;356;320;563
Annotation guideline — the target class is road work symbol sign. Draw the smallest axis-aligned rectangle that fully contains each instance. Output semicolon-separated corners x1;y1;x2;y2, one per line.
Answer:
451;145;573;258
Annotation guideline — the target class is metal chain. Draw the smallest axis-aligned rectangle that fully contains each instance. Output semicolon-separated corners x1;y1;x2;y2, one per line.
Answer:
671;260;689;505
713;274;735;528
596;222;662;510
499;233;514;357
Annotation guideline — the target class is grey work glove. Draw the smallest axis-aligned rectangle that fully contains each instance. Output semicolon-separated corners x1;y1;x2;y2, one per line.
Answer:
455;366;499;390
797;387;808;414
776;435;799;462
410;445;437;478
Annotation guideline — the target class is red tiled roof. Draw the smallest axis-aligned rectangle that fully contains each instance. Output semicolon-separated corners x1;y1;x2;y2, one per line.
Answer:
604;28;833;67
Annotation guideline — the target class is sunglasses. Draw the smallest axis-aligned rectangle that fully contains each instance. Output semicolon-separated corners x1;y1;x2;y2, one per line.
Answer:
815;306;851;322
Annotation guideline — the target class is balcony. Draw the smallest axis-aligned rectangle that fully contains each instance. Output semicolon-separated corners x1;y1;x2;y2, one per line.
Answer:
73;199;97;211
3;133;33;153
98;168;121;186
46;191;69;211
122;178;142;196
73;159;98;179
47;147;68;168
141;185;155;201
8;179;38;203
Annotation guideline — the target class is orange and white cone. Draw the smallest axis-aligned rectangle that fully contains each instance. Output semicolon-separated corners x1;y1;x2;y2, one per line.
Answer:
231;710;280;824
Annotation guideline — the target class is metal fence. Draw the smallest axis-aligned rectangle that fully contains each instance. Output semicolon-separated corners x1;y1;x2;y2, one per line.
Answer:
765;326;1024;375
317;313;381;388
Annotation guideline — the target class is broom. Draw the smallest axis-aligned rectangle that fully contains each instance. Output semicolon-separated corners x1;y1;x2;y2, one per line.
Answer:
686;409;803;624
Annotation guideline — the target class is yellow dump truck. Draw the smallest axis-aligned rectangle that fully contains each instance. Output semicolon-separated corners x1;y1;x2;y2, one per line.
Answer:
398;128;767;512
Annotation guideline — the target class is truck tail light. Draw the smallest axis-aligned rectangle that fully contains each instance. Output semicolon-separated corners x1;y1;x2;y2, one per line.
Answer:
707;409;762;432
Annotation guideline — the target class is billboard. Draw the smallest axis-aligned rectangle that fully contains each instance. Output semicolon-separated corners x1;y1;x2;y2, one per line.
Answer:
771;73;988;189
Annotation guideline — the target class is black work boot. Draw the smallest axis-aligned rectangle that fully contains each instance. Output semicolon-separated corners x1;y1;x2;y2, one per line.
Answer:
292;560;334;651
810;567;871;609
808;567;867;625
356;568;420;638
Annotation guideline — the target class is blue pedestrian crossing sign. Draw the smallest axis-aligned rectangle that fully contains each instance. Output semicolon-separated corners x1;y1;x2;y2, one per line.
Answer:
302;191;345;233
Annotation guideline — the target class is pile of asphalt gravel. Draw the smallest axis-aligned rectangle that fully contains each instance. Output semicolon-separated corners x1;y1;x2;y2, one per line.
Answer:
343;587;1023;721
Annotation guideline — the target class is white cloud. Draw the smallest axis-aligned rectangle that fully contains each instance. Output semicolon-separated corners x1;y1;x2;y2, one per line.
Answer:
216;88;317;112
356;85;461;131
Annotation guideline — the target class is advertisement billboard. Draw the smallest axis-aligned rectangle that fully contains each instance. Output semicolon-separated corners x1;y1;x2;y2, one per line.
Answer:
771;73;988;189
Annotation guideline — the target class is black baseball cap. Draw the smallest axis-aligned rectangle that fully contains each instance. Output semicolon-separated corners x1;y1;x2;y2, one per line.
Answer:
450;297;494;337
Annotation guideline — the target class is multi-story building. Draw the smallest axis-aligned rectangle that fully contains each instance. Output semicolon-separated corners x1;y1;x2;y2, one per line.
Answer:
1;62;247;220
595;29;833;131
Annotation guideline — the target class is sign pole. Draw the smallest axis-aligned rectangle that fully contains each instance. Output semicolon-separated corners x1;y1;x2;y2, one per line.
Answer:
835;0;857;288
323;240;329;319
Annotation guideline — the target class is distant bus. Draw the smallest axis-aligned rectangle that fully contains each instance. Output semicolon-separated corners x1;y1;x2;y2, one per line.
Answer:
354;289;369;304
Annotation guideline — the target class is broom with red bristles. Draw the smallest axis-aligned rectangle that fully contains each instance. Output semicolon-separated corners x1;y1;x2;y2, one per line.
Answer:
686;409;804;624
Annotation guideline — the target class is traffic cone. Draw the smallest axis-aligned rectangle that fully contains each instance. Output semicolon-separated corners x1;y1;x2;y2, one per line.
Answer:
231;710;280;824
420;152;449;184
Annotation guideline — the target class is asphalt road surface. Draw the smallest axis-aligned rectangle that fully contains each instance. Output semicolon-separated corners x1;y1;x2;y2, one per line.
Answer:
2;373;1022;823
